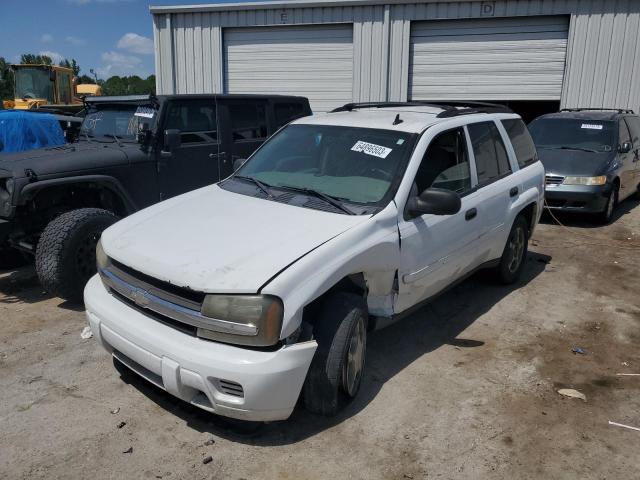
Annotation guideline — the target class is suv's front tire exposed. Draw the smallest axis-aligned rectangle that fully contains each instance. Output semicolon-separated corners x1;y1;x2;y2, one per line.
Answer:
303;292;368;416
36;208;117;302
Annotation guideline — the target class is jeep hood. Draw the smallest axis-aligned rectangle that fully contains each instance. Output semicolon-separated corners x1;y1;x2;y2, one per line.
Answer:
0;140;130;178
101;185;368;293
537;147;615;177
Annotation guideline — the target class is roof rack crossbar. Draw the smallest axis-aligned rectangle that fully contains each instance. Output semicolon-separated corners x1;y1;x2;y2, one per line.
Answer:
330;100;513;117
560;107;635;114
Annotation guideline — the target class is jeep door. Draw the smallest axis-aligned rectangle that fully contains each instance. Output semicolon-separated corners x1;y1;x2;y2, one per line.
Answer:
617;118;636;200
217;99;269;180
395;126;483;312
157;98;220;199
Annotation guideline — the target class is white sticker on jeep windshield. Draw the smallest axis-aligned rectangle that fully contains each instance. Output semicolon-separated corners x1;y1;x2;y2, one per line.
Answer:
351;141;392;159
581;123;603;130
134;106;155;118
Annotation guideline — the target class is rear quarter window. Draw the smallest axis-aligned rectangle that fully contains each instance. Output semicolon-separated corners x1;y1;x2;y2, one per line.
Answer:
501;118;538;169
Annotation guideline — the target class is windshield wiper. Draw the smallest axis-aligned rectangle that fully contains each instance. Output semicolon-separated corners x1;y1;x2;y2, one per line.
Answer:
276;185;355;215
545;146;600;153
234;175;274;199
109;134;122;147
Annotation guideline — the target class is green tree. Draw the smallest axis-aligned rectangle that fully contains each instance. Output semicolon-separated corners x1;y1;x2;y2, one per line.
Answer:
101;75;156;96
59;58;80;76
20;53;53;65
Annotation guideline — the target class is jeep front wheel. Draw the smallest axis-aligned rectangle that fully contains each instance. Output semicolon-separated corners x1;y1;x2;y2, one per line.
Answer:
36;208;118;302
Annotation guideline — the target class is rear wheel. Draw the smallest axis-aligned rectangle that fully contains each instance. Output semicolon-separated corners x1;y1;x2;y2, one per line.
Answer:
496;215;529;285
35;208;117;302
303;292;368;416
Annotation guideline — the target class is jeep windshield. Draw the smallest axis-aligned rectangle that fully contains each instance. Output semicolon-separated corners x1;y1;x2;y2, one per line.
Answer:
232;124;415;210
529;118;615;153
81;104;156;142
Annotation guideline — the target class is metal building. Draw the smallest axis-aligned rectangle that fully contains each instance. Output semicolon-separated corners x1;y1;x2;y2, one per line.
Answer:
151;0;640;115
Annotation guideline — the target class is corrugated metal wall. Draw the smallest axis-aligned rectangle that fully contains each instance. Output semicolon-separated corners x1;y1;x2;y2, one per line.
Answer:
152;0;640;113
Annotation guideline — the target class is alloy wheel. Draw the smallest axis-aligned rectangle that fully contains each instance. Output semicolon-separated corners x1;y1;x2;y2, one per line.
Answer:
342;316;366;397
507;225;526;274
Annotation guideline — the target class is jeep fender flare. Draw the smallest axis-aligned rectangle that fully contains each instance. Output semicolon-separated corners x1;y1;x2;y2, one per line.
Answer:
17;175;137;214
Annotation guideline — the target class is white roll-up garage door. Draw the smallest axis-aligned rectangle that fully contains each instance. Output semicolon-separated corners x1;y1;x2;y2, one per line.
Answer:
409;16;569;101
224;24;353;112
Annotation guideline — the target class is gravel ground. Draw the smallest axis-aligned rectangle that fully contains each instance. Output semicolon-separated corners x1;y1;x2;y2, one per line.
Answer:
1;199;639;480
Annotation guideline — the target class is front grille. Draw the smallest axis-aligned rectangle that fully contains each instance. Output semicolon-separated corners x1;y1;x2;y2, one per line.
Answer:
545;175;564;186
218;379;244;397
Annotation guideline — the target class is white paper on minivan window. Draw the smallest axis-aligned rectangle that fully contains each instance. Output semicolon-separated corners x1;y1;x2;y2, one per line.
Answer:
581;123;603;130
351;141;392;159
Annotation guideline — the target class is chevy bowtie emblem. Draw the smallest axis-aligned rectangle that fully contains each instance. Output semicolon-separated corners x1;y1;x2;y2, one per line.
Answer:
130;288;151;308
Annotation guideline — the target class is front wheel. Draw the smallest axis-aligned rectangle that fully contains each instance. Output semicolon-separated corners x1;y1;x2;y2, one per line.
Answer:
597;187;618;224
35;208;118;302
303;292;368;416
496;215;529;285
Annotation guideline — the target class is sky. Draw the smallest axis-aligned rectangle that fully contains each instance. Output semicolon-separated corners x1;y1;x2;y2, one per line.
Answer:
0;0;242;80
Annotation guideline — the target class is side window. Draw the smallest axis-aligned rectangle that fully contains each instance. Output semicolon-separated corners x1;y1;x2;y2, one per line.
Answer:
413;128;472;195
626;117;640;146
619;118;632;146
228;102;268;142
501;118;538;168
467;121;511;185
165;101;217;144
58;73;71;104
274;102;306;129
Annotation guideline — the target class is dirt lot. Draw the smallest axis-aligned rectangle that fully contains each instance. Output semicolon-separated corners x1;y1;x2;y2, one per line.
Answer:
1;200;639;480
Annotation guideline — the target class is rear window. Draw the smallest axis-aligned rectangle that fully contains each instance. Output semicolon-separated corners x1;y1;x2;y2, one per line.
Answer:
502;118;538;168
228;103;268;142
528;117;616;153
467;121;511;185
274;102;307;129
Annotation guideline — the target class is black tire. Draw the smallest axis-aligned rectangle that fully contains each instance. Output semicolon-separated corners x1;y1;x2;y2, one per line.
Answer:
35;208;117;302
303;292;368;416
597;186;618;224
0;247;28;270
496;215;529;285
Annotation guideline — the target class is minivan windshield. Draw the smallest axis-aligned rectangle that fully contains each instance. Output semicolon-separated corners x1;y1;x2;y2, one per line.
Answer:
235;124;415;205
528;118;615;153
81;105;156;142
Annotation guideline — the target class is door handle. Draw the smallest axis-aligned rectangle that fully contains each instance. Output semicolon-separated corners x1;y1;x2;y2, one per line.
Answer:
465;208;477;221
509;186;519;197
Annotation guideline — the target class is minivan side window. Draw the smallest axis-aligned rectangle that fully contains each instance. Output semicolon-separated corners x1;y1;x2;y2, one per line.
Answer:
619;118;632;146
413;128;472;195
274;102;306;129
623;117;639;146
501;118;537;168
228;103;268;142
165;101;218;144
467;121;511;184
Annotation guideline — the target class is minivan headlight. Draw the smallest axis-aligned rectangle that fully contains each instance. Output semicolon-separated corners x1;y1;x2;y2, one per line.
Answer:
199;294;283;347
562;175;607;186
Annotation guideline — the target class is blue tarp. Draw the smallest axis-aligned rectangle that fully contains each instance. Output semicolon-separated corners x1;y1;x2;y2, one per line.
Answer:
0;110;66;153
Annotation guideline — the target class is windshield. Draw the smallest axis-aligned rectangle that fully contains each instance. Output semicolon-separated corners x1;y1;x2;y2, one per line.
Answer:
80;105;156;141
235;124;415;205
529;118;615;153
14;67;54;101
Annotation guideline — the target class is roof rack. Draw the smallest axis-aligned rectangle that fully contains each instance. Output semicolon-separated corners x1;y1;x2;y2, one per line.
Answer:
560;107;635;114
330;100;513;118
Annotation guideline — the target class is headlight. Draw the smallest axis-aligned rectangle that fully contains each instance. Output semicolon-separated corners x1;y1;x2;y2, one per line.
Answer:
562;175;607;186
96;239;110;270
198;294;283;347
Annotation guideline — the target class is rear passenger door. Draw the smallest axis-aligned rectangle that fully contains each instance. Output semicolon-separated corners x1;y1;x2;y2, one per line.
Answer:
158;98;220;199
218;99;269;179
466;120;519;259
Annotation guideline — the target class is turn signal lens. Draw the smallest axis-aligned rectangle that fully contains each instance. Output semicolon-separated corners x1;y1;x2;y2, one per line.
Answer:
562;175;607;186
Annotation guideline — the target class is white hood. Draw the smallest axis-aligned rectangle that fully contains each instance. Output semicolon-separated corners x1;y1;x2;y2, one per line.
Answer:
101;185;367;293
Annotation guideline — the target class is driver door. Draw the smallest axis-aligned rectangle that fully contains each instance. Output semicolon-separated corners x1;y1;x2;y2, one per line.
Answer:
395;127;482;312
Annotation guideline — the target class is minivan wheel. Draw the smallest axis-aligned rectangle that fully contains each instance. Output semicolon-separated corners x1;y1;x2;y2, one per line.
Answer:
303;292;368;416
36;208;118;302
496;215;529;285
598;187;618;224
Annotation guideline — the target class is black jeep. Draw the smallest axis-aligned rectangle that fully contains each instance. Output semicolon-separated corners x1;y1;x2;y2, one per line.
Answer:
0;93;311;301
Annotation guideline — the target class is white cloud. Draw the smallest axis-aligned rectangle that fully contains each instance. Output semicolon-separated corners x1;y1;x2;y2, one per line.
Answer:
96;50;147;77
41;34;54;43
66;36;86;46
117;33;154;55
39;51;64;63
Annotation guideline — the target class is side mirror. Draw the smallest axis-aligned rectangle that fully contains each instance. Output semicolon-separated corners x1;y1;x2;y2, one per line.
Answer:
618;142;632;154
163;129;181;152
407;188;461;218
233;158;246;171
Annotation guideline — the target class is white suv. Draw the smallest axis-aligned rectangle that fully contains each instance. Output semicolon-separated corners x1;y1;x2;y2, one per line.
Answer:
84;102;544;422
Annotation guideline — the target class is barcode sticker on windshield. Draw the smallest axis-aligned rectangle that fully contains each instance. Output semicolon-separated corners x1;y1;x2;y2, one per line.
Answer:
581;123;603;130
351;141;392;159
134;106;155;118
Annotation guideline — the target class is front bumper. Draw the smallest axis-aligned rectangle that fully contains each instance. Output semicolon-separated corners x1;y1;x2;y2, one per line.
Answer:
544;183;611;213
84;275;317;421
